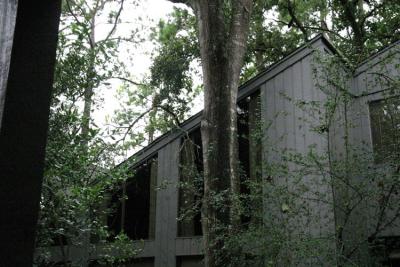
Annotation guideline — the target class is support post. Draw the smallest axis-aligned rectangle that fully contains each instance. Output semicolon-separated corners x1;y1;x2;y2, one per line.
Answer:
0;0;61;265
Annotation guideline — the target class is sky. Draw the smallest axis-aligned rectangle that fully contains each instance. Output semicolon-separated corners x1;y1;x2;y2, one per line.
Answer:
94;0;178;127
89;0;196;160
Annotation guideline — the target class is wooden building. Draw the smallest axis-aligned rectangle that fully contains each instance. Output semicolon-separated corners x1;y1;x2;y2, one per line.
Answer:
46;35;400;266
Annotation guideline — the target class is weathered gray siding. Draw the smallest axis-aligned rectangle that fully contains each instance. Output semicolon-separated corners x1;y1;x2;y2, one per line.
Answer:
261;41;337;264
349;43;400;239
350;42;400;149
155;138;180;267
326;41;400;264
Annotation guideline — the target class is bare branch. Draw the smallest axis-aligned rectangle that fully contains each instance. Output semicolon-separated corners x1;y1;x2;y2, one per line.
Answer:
168;0;191;5
108;76;145;86
103;0;125;42
154;104;181;126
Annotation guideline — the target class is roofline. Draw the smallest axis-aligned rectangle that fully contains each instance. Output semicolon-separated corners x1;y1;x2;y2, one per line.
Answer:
122;34;335;169
238;34;335;92
354;39;400;76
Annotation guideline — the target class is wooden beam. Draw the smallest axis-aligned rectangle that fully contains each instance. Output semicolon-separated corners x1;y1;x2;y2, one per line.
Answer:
0;0;61;265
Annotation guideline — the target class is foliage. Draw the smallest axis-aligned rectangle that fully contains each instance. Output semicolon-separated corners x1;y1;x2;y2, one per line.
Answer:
160;2;399;265
35;0;143;266
268;0;400;63
215;49;400;266
176;44;400;266
112;7;201;147
36;0;400;266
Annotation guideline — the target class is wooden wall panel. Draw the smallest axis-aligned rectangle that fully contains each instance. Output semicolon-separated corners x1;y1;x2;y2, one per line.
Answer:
155;139;180;267
261;46;337;263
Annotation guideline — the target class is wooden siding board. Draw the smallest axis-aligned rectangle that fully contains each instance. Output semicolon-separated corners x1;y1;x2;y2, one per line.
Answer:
154;149;163;267
301;57;314;238
271;76;279;163
160;145;168;266
154;140;179;267
260;83;267;177
175;237;203;256
263;77;273;163
155;147;168;267
293;58;305;161
301;57;314;156
168;139;180;267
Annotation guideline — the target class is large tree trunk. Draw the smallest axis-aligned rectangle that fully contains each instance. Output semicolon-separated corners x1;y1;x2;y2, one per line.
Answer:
339;0;365;56
190;1;253;266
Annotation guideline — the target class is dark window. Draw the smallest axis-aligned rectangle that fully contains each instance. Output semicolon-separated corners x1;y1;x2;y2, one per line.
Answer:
177;91;262;236
176;255;204;267
369;97;400;163
108;157;157;240
369;236;400;266
238;91;262;225
178;128;203;237
90;257;155;267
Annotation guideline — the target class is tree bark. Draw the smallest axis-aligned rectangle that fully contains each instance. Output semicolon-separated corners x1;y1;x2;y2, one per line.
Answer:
77;14;96;267
339;0;365;55
81;16;96;148
190;1;253;266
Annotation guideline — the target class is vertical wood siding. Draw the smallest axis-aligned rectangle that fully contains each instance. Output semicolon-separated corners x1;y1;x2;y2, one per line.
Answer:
349;46;400;239
155;139;180;267
261;47;337;262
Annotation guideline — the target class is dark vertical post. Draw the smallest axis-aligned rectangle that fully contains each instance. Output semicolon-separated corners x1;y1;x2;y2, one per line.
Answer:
0;0;61;265
149;159;158;239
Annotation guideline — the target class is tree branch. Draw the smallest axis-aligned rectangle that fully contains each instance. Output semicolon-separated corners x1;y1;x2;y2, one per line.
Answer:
286;0;309;41
65;0;95;49
103;0;125;42
108;76;145;86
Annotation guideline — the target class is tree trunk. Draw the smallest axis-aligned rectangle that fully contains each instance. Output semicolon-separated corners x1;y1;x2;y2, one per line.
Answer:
77;15;96;267
191;1;253;266
148;93;160;143
253;5;266;73
339;0;365;56
81;16;96;148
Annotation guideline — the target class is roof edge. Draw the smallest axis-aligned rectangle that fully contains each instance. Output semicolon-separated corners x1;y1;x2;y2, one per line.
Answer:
119;34;336;169
354;39;400;76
